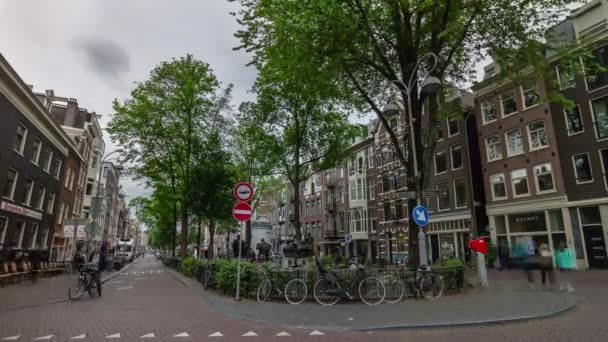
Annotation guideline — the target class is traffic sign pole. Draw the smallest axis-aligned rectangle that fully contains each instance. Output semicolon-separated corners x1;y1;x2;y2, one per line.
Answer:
412;205;430;266
235;220;244;301
232;182;253;302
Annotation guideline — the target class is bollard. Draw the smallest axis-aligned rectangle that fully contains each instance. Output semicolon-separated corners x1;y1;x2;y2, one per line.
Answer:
477;251;488;287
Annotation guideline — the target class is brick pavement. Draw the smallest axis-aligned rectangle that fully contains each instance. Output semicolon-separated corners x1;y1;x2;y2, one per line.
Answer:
0;257;606;342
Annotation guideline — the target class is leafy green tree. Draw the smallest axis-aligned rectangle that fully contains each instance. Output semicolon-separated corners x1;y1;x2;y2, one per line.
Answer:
109;54;232;258
232;0;577;265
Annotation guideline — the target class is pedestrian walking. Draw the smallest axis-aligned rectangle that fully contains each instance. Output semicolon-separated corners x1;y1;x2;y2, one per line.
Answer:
498;240;509;271
555;242;576;292
538;243;555;288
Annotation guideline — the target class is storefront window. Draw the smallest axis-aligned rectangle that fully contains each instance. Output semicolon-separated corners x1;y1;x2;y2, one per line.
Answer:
495;215;507;235
548;210;565;232
508;212;546;233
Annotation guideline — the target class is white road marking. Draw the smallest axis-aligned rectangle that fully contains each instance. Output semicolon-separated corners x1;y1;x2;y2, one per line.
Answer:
140;333;155;338
1;336;20;341
347;317;354;321
173;332;189;337
105;333;121;339
208;332;223;337
135;277;148;280
276;332;291;336
33;335;54;340
70;334;87;339
242;332;258;337
117;286;134;290
309;330;325;336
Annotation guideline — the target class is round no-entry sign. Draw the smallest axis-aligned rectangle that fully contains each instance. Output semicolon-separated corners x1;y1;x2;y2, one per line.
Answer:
234;182;254;202
232;202;253;222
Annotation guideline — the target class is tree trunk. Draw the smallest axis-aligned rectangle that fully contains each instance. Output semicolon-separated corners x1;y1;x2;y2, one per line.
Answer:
172;200;177;257
208;220;215;259
245;220;252;254
180;206;188;258
196;215;202;259
292;179;302;241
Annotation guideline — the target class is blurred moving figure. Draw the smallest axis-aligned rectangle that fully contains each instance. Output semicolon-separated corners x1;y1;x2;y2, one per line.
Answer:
556;242;576;292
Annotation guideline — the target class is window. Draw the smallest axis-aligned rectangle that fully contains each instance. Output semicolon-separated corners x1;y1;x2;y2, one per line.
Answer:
534;163;555;193
0;217;7;245
31;138;42;165
306;201;310;216
573;153;593;183
368;208;376;233
424;196;434;212
564;105;584;135
394;200;404;220
505;128;524;156
4;168;18;199
68;170;76;191
23;178;35;206
43;148;53;173
454;178;466;208
317;198;321;214
490;173;507;200
388;115;400;128
521;81;540;109
434;150;447;174
451;144;463;169
47;193;56;214
556;62;576;89
447;117;459;137
511;169;530;197
52;157;61;178
16;221;25;248
584;46;608;91
57;202;65;224
34;184;46;210
14;123;28;154
90;155;99;169
28;223;39;249
367;146;374;168
601;149;608;190
367;177;375;200
481;99;497;124
384;202;394;221
382;174;390;193
436;124;444;141
86;182;94;196
350;182;356;200
590;95;608;140
485;135;502;161
437;182;450;211
64;167;71;188
527;121;548;150
381;145;390;165
357;156;364;172
500;91;517;116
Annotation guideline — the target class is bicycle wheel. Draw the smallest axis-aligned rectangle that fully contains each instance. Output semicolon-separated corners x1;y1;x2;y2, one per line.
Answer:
68;279;85;300
284;279;307;304
419;273;444;301
257;279;272;303
201;269;212;290
358;276;386;305
313;278;339;306
381;274;405;304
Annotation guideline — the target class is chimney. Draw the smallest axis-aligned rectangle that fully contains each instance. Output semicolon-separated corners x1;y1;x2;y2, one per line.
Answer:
45;89;54;97
64;98;79;127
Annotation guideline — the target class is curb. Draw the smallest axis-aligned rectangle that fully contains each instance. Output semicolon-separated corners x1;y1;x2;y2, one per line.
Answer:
166;266;577;331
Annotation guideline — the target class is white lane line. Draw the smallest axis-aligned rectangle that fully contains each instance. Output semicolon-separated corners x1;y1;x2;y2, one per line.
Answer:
33;335;54;340
116;286;134;290
309;330;325;336
242;332;258;337
173;332;189;337
1;336;20;341
140;333;155;338
135;277;148;280
105;333;121;339
276;331;291;336
70;334;87;339
208;332;223;337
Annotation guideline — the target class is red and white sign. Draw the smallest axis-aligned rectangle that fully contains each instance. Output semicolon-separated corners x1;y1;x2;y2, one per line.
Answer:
1;201;43;220
233;182;254;202
232;202;253;222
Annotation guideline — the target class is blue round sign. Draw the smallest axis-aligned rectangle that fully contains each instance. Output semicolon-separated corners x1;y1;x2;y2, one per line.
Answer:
412;205;429;227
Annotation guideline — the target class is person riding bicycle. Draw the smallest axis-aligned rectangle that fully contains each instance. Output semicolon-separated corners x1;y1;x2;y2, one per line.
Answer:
87;247;103;296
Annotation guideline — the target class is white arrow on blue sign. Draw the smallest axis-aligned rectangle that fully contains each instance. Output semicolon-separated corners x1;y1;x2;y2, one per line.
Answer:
412;205;429;227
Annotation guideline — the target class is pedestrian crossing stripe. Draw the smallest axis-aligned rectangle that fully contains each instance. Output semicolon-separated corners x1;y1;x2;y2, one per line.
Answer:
173;332;189;337
105;333;121;339
1;336;20;341
276;331;291;336
2;331;325;339
209;332;223;337
70;334;87;339
33;335;54;340
310;330;325;336
242;331;258;336
140;333;155;338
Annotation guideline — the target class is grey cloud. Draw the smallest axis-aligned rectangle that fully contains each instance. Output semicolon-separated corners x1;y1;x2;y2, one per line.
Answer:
77;38;130;81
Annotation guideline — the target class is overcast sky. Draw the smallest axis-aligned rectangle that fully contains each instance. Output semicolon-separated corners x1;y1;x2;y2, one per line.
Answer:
0;0;257;202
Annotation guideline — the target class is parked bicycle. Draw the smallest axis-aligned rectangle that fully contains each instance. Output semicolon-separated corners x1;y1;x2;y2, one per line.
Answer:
199;264;213;290
68;265;100;300
313;257;385;306
381;265;444;303
257;271;308;305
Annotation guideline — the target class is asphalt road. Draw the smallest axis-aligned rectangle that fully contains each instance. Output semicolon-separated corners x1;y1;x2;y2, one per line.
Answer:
1;257;606;341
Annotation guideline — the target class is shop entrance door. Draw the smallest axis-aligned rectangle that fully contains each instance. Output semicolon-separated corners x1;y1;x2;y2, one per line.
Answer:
583;227;608;268
430;235;439;264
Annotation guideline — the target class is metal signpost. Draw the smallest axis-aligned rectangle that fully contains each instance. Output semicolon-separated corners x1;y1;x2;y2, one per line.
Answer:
232;182;253;302
412;205;430;265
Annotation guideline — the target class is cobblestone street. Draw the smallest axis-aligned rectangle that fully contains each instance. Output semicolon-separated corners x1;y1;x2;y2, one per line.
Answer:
1;257;607;341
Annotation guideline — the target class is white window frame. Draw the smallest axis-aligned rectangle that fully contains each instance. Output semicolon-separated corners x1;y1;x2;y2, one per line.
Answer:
4;168;19;200
30;223;39;249
510;168;530;198
533;163;556;194
589;94;608;141
447;117;459;137
505;128;525;157
500;91;518;117
14;123;28;155
64;167;71;189
367;146;374;168
583;44;608;93
23;178;35;206
520;80;541;110
434;149;447;175
16;221;26;248
572;153;594;184
53;157;62;179
57;202;65;224
600;149;608;191
0;216;8;245
436;182;450;212
454;177;467;209
485;135;502;162
564;104;584;136
490;173;508;201
31;137;42;165
481;98;497;125
527;120;549;151
451;144;463;170
47;192;56;214
555;63;576;90
36;184;46;210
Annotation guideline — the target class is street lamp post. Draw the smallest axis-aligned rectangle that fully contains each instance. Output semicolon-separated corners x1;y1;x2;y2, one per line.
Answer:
383;52;441;266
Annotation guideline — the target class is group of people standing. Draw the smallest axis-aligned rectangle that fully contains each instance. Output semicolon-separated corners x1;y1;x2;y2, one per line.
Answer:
231;235;272;262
